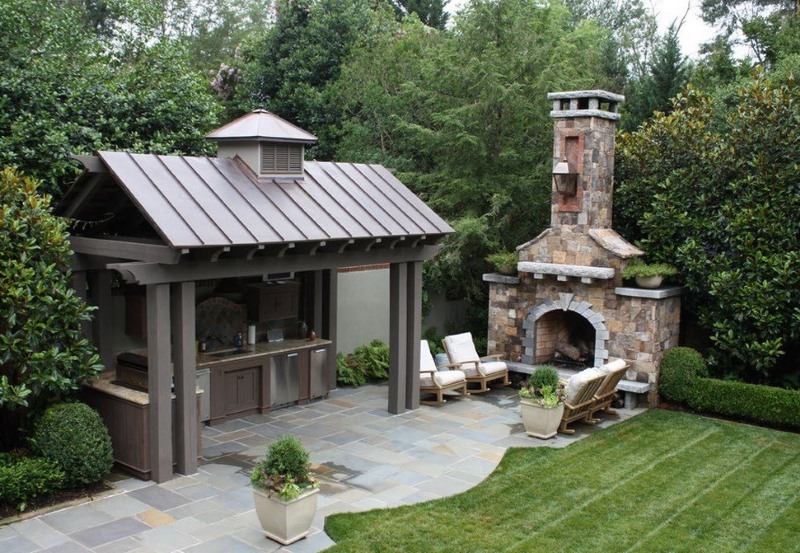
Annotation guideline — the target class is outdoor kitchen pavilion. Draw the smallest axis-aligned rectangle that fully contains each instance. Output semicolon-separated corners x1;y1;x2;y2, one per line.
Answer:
57;109;452;482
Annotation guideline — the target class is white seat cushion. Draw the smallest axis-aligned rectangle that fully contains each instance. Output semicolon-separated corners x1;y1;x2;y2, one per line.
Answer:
479;360;507;376
565;368;603;403
421;369;466;388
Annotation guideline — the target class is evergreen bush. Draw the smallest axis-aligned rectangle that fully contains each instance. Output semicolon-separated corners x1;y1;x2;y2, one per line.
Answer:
659;347;708;404
529;365;560;391
0;452;64;511
28;402;113;487
659;347;800;430
336;340;390;386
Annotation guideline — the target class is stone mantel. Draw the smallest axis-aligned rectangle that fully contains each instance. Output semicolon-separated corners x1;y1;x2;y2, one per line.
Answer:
517;262;615;282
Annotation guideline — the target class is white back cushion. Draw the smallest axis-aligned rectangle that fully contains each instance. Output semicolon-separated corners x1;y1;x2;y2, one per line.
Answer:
420;340;437;373
565;368;603;403
596;358;627;375
443;332;479;365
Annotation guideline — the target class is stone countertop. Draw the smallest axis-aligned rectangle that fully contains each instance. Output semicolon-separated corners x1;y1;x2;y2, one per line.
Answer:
122;338;332;368
85;371;203;405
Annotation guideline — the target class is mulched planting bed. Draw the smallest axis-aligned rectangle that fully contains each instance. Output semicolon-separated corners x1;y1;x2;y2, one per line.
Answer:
0;481;110;525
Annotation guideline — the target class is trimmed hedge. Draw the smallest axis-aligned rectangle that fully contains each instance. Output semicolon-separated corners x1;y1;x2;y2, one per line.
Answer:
660;347;800;429
0;452;64;511
28;402;114;487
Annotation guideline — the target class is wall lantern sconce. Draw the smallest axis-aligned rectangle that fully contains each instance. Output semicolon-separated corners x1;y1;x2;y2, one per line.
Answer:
553;158;578;196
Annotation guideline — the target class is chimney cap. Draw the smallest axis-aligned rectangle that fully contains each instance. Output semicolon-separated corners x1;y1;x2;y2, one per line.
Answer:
548;90;625;121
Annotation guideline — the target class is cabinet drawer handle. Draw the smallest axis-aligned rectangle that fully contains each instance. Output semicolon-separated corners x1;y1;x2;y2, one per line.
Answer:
314;348;326;353
287;353;299;358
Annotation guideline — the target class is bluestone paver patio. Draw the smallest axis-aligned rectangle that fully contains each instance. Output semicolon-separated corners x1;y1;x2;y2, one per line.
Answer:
1;383;644;552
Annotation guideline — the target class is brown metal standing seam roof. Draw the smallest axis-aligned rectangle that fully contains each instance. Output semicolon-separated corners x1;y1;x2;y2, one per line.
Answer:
95;151;452;250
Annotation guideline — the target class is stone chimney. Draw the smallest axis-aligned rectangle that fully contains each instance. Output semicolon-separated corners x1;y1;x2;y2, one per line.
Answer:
547;90;624;230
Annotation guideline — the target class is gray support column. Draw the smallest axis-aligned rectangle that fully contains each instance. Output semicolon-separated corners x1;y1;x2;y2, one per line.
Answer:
405;261;422;410
147;283;173;483
89;270;114;372
72;271;91;338
322;269;338;388
389;263;408;414
171;281;197;476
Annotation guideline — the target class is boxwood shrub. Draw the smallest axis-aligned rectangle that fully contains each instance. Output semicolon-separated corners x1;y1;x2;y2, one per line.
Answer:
659;347;800;430
28;402;113;487
0;452;64;511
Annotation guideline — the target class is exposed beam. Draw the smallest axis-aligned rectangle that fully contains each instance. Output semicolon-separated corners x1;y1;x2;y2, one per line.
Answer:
61;173;106;218
71;154;107;174
70;236;183;265
108;245;443;285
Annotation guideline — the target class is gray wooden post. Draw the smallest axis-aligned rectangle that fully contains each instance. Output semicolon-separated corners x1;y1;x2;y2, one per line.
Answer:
171;281;197;475
321;269;338;388
89;270;114;372
147;283;173;483
405;261;422;410
389;262;408;413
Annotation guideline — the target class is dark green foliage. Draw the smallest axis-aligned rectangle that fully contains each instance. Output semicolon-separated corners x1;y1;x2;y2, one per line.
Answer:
529;365;560;392
422;327;444;355
615;72;800;383
259;435;311;482
336;352;367;387
336;339;390;386
659;347;708;404
0;168;102;443
28;402;114;488
659;347;800;429
0;1;220;198
391;0;449;29
690;378;800;429
0;452;64;512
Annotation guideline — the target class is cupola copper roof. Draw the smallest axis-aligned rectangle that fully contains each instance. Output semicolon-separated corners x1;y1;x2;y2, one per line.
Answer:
205;109;318;144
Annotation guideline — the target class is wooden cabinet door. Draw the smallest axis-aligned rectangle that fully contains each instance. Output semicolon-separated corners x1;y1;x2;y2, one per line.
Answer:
223;366;259;414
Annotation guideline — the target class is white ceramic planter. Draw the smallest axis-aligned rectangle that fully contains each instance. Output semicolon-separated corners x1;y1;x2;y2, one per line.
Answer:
253;486;319;545
520;398;565;439
635;275;663;289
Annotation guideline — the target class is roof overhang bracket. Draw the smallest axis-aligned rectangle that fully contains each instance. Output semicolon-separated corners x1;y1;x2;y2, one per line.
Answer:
278;242;296;257
210;247;230;262
390;237;406;250
411;235;427;248
338;239;354;253
365;238;382;252
246;244;265;260
309;241;326;256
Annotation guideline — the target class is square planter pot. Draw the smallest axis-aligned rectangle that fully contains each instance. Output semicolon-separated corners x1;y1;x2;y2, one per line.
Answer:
520;398;565;439
253;486;319;545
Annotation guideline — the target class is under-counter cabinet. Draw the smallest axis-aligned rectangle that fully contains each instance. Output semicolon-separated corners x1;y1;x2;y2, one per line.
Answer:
223;365;260;416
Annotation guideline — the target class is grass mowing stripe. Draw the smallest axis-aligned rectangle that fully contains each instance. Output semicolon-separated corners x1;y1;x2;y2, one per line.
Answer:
509;423;752;553
742;496;800;553
500;426;722;553
620;434;780;553
650;435;800;553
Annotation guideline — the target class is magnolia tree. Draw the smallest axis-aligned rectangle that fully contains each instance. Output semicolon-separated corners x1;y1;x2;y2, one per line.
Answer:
614;71;800;385
0;168;102;447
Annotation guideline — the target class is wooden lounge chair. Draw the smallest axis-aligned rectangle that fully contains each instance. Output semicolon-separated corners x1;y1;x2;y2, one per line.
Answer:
420;340;469;405
586;359;629;423
441;332;510;393
558;369;606;434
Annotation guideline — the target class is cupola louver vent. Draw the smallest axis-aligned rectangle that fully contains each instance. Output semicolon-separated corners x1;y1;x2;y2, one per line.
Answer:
261;142;303;175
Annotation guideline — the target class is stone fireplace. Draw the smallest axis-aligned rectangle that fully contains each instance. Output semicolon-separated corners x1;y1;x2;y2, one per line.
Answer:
485;90;682;405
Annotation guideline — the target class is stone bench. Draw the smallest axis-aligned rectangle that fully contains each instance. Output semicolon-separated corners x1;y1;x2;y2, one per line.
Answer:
505;361;651;409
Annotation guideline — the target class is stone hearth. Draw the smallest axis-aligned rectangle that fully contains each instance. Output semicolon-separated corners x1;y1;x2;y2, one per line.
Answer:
485;90;682;406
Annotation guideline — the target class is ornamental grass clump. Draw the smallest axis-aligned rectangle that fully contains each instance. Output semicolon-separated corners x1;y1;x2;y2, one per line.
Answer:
251;435;317;500
519;365;565;407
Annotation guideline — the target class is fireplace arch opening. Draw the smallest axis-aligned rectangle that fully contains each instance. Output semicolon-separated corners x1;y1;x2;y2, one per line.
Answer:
522;298;609;367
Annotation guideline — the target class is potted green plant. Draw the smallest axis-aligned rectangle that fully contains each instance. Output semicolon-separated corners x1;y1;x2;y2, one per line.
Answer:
486;251;518;275
251;435;319;545
621;259;677;289
519;365;565;439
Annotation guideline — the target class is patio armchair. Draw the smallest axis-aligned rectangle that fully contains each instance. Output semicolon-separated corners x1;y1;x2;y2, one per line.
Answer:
586;359;629;423
441;332;510;393
558;368;606;434
420;340;469;405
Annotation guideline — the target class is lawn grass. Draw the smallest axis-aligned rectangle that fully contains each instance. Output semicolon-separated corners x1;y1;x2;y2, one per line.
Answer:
323;409;800;552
